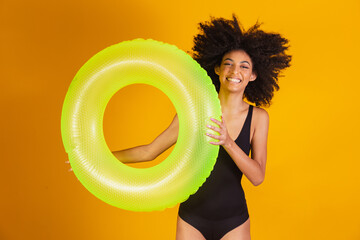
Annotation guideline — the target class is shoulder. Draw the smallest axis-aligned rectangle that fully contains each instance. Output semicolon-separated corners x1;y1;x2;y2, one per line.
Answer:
252;106;269;119
252;106;269;128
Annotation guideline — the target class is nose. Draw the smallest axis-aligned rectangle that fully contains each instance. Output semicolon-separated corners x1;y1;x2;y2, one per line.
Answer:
230;65;244;79
231;64;240;74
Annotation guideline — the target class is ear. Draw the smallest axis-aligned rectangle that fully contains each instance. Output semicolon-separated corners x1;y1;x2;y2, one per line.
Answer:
250;72;257;82
214;65;220;75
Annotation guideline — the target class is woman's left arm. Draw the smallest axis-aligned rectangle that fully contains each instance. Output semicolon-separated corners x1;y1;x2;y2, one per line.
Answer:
207;109;269;186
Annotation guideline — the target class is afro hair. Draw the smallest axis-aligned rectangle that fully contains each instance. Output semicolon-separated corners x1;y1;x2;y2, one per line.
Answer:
192;14;292;107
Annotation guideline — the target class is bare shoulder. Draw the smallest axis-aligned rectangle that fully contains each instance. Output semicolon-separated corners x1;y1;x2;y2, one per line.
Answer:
252;106;269;129
250;106;269;144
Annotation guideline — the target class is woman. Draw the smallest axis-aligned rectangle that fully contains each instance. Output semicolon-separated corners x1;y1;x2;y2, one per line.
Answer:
173;16;290;240
98;15;290;240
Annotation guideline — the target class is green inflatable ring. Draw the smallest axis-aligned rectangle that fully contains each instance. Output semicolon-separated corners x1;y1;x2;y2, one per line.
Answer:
61;39;221;211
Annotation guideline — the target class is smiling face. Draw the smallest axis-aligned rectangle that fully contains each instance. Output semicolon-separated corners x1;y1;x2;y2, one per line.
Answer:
215;49;257;93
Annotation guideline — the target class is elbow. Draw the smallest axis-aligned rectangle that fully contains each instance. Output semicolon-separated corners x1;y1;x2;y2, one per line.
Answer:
142;145;156;162
252;174;265;186
251;163;266;186
142;154;154;162
252;179;263;186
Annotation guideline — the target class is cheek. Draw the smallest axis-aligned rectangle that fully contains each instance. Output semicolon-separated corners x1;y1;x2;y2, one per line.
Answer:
243;70;253;79
219;68;229;78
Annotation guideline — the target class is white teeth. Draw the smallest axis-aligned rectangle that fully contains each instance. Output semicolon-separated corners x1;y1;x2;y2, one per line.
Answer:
226;77;241;83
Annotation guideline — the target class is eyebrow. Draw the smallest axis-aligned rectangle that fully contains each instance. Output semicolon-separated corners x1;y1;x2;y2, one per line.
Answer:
224;58;251;65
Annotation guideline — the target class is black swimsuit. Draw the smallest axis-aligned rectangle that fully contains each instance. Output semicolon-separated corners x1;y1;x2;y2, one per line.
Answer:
178;105;253;240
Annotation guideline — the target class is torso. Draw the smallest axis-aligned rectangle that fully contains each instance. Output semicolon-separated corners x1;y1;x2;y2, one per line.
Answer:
178;105;254;221
223;103;257;145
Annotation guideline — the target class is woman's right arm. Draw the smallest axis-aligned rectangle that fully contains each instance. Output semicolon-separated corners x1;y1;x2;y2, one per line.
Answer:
112;114;179;163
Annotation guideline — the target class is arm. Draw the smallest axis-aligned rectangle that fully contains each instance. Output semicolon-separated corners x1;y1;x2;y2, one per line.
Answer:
207;109;269;186
112;114;179;163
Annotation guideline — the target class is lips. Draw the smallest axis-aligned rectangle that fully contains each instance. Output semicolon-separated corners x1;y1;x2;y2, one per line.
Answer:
226;77;242;83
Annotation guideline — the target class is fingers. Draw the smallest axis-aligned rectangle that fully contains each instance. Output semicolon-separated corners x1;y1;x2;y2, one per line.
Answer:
206;132;221;139
210;117;223;127
206;116;229;146
65;160;73;172
206;125;225;145
207;124;221;133
207;134;225;145
206;129;222;145
208;116;227;134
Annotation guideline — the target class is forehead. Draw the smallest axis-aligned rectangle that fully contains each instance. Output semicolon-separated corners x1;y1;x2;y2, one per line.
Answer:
222;49;252;64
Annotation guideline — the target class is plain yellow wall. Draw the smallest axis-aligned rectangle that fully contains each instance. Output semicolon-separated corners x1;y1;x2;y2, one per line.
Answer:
1;0;360;239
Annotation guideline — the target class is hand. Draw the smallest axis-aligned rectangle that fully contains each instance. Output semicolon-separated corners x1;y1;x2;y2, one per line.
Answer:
206;116;232;147
65;161;73;172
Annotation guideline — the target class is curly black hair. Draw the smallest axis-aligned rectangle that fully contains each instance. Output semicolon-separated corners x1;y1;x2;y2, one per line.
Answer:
192;15;292;107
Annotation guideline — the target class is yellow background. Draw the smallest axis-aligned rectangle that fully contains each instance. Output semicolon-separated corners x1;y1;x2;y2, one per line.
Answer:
1;0;359;239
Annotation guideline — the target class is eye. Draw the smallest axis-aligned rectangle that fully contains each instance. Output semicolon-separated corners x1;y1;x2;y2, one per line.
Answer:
223;62;232;66
240;65;249;69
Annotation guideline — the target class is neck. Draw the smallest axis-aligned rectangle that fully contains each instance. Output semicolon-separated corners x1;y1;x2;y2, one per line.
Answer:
218;88;248;115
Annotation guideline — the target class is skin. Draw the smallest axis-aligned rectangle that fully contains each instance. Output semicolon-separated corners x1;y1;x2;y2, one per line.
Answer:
176;50;269;240
68;49;269;240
